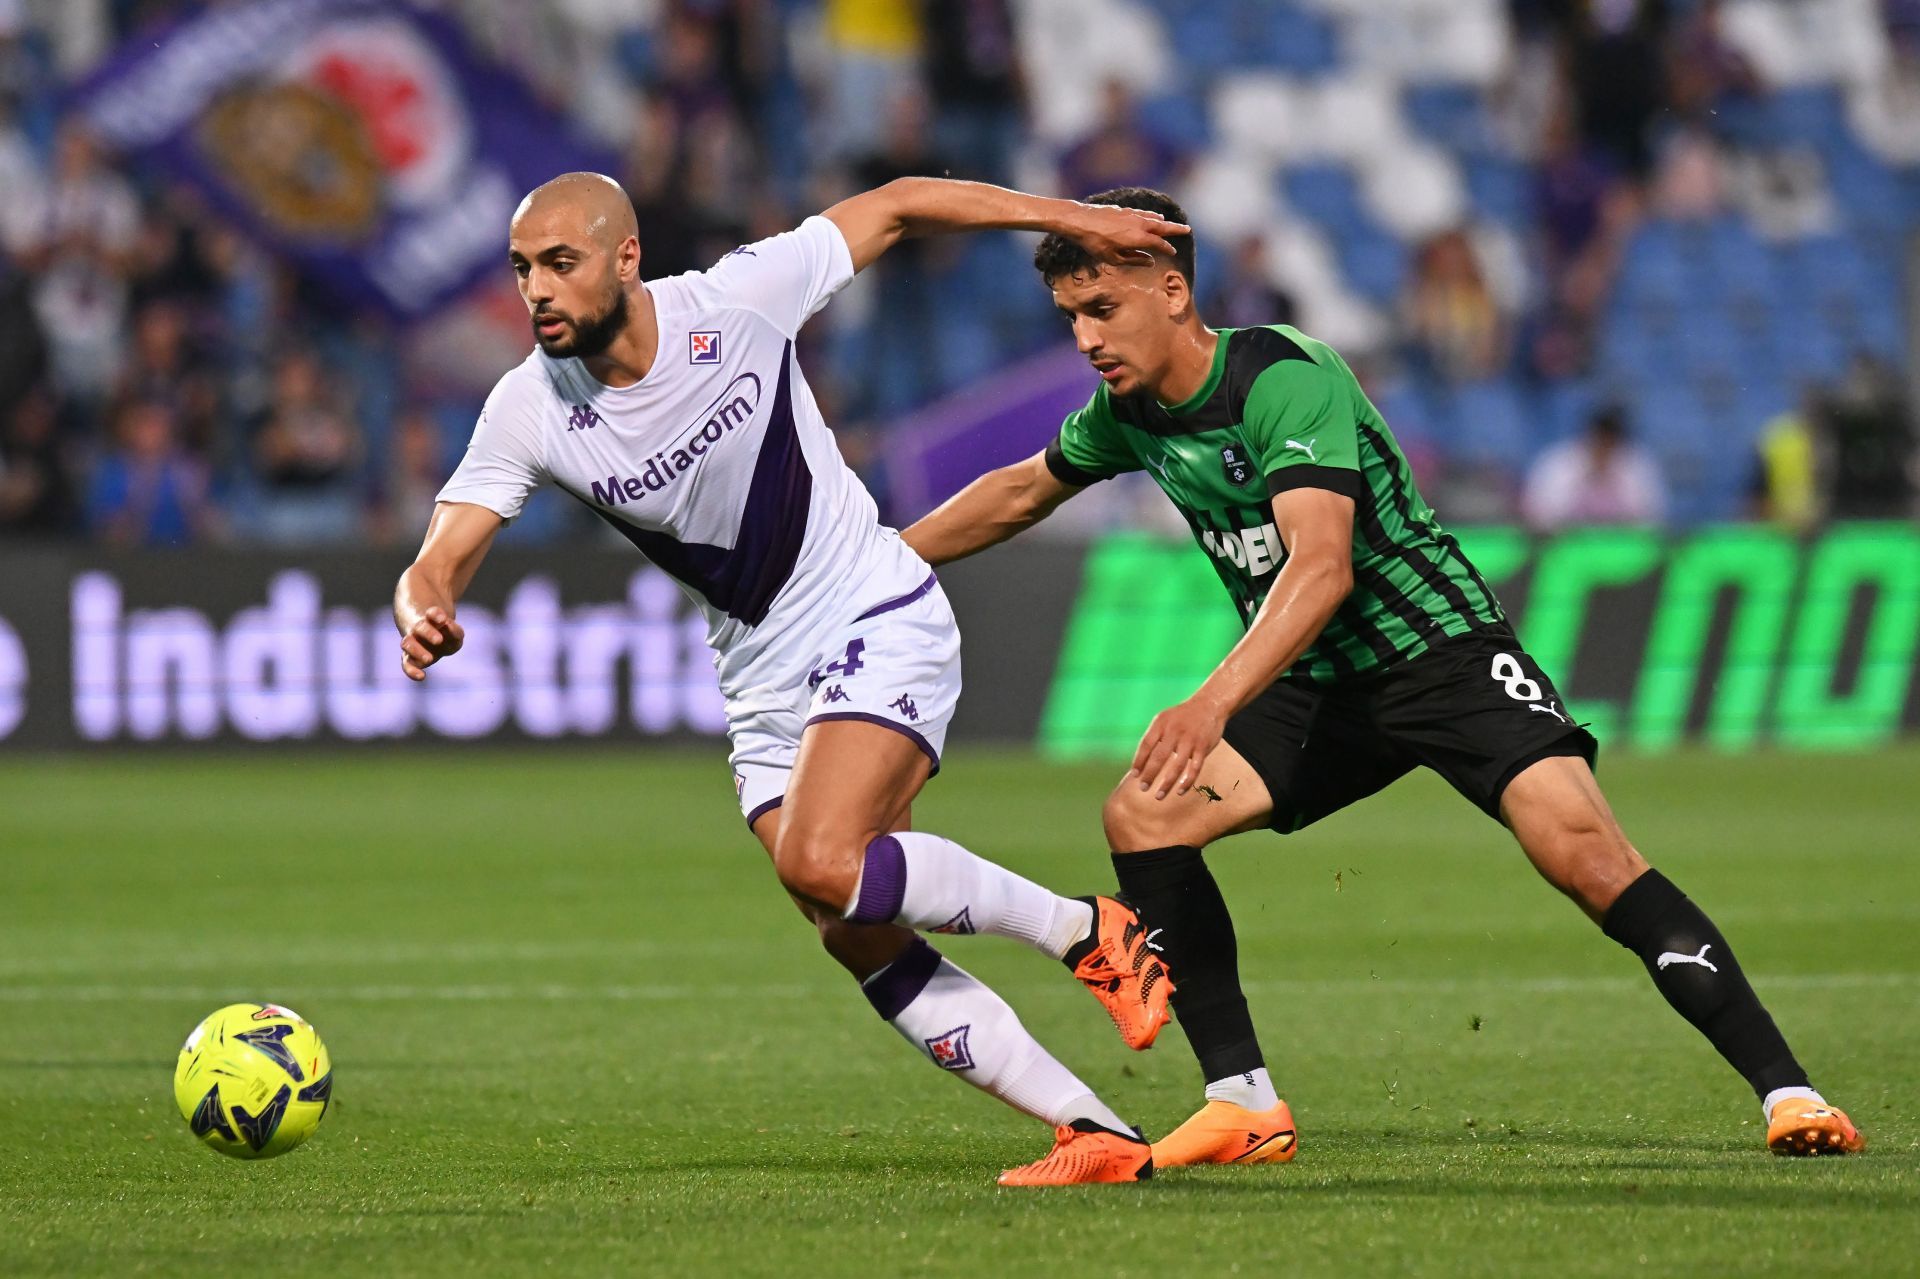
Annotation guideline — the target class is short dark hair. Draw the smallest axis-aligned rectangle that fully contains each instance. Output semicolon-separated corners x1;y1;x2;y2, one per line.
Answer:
1033;186;1195;289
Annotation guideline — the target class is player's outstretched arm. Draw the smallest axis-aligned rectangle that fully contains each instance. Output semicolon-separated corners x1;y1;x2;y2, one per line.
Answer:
1132;488;1356;798
393;501;503;681
823;178;1188;274
900;450;1081;566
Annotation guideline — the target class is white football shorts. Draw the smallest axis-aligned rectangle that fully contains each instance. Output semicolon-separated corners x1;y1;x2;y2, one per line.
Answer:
729;574;962;827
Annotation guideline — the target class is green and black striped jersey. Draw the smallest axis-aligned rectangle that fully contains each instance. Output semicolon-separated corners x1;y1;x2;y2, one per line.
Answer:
1045;325;1504;684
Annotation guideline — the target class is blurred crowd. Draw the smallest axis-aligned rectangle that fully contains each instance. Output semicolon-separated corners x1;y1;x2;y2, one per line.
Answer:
0;0;1914;550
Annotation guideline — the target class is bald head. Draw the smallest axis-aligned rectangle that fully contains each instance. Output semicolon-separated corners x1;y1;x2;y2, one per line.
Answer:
509;173;642;361
512;171;639;248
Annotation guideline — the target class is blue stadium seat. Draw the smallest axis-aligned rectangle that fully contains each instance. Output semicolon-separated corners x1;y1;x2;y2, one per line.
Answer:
1463;157;1533;229
1444;379;1532;466
1403;85;1493;154
1339;226;1408;304
1281;164;1365;227
1234;1;1339;73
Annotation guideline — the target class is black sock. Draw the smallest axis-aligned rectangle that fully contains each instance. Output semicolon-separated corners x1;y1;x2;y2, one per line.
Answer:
1601;868;1810;1099
1110;846;1265;1083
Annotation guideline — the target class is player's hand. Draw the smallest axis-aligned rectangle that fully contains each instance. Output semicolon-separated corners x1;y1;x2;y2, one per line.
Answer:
399;606;464;681
1060;201;1191;265
1130;695;1228;801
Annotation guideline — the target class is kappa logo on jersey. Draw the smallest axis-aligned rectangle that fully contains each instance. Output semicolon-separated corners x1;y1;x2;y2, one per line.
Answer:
888;694;920;722
567;403;600;432
1221;443;1253;487
689;330;723;364
819;685;850;704
924;1024;975;1071
931;907;975;935
588;373;762;507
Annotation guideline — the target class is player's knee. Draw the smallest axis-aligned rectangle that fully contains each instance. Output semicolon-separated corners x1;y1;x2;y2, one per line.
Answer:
1527;805;1646;910
770;828;863;914
1102;778;1188;851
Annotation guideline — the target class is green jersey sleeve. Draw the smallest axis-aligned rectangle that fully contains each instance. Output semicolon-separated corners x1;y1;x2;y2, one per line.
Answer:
1242;359;1363;500
1044;389;1139;486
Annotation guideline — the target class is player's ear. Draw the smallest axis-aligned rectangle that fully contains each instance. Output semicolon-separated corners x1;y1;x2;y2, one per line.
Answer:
618;234;641;283
1163;269;1193;320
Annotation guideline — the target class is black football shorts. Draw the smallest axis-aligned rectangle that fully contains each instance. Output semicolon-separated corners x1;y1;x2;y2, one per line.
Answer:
1220;623;1599;833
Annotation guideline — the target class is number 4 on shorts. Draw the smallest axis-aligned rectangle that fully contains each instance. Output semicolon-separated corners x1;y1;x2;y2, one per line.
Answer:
820;638;866;681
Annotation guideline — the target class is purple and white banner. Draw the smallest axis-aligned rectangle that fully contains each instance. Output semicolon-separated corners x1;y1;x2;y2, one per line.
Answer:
71;0;611;321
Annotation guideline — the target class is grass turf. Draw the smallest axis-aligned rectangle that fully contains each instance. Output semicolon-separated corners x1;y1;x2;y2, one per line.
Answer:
0;746;1915;1276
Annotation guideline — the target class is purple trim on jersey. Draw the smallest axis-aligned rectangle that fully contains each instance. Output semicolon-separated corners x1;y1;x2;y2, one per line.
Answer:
744;795;784;830
847;833;908;925
574;341;812;627
853;572;938;622
805;712;941;776
860;936;943;1021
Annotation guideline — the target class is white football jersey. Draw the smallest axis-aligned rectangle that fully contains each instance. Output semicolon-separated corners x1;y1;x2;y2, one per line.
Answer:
438;215;931;697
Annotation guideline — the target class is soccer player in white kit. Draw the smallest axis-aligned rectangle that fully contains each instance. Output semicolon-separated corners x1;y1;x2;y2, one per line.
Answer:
393;173;1187;1185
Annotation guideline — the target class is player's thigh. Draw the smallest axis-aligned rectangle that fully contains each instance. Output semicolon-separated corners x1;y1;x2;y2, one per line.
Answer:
1499;754;1647;920
1103;738;1274;851
1368;625;1599;823
1219;676;1417;837
776;718;934;907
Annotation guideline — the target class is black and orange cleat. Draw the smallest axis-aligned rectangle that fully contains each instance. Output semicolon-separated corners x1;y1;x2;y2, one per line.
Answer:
997;1119;1154;1187
1067;895;1173;1051
1767;1098;1865;1156
1152;1099;1298;1167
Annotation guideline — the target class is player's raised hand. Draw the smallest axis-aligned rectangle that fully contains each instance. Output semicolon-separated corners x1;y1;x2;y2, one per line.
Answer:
1131;695;1228;801
1062;201;1191;265
399;605;465;681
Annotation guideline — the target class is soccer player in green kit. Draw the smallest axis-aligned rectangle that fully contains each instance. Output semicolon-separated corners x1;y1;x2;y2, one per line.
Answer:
902;188;1863;1165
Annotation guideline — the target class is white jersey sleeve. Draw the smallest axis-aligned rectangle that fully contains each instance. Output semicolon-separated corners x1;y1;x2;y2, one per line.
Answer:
694;215;855;338
436;367;549;523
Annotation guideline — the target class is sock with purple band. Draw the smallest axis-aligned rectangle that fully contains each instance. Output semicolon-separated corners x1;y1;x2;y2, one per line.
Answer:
845;832;1092;959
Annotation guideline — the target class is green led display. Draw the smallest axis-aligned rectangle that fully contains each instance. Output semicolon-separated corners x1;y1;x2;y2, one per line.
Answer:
1039;525;1920;760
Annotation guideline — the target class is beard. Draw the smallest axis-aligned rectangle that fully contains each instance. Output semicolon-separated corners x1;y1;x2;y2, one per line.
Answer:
535;289;630;360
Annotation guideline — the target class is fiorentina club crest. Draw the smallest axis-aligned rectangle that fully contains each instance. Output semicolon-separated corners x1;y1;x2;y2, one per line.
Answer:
689;330;722;364
931;907;975;935
1221;443;1253;486
924;1024;975;1071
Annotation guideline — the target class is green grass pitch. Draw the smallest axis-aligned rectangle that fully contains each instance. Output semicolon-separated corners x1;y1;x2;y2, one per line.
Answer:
2;746;1916;1276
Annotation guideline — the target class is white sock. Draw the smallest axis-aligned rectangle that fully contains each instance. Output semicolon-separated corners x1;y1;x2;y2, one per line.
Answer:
1204;1067;1279;1111
862;939;1130;1132
1762;1086;1825;1120
847;831;1093;959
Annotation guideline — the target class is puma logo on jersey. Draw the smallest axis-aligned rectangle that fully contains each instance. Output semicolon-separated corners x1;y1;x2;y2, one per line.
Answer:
1656;944;1718;973
1529;703;1569;723
1283;438;1318;462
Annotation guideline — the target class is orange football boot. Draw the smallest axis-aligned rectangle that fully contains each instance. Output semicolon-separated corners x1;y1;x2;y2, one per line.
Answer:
1151;1099;1298;1167
1767;1098;1865;1156
997;1120;1154;1187
1070;896;1173;1051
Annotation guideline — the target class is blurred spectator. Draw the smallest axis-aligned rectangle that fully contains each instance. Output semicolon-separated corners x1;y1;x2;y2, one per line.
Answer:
119;299;219;452
848;87;952;418
1822;354;1916;519
1651;126;1731;220
1666;0;1761;126
1522;404;1668;530
1057;80;1185;199
26;124;139;404
86;397;215;547
1532;101;1638;375
0;387;79;536
1850;1;1920;165
1748;397;1822;531
1206;234;1297;330
0;250;47;414
247;351;365;545
1401;228;1512;383
922;0;1025;184
820;0;923;162
1559;0;1668;179
380;406;450;546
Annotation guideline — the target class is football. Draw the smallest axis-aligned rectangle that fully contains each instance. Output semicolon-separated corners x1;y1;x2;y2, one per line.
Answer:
173;1003;333;1160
